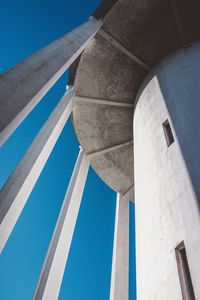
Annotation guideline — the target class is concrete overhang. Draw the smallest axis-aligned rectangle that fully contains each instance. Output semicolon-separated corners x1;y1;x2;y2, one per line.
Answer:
69;0;200;198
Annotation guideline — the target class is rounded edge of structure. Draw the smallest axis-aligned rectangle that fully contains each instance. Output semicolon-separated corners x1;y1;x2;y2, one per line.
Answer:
134;42;200;298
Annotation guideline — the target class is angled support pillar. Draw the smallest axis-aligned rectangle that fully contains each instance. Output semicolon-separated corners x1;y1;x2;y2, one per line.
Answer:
0;18;102;146
33;149;89;300
110;193;130;300
0;87;74;253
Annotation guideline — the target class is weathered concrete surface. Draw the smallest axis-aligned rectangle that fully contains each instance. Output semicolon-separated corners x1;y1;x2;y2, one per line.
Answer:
134;45;200;299
103;0;181;66
74;35;146;102
73;100;133;152
72;34;140;194
0;88;74;253
110;193;129;300
34;150;89;300
71;0;200;194
90;145;133;194
0;19;102;146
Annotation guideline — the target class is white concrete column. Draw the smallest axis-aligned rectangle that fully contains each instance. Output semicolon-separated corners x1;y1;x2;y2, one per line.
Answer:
33;149;89;300
0;19;102;146
110;193;129;300
0;87;74;253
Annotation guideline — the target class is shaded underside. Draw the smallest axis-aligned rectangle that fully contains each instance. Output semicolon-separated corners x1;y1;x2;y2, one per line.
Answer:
70;0;200;195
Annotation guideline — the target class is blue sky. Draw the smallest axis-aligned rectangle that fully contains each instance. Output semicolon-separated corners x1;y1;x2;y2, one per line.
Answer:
0;0;136;299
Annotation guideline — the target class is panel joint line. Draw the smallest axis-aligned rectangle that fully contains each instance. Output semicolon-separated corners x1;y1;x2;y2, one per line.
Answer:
98;28;150;71
75;95;134;108
87;140;133;159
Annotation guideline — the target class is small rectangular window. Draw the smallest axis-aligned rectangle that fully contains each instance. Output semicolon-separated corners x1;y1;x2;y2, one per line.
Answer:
162;119;174;146
175;241;196;300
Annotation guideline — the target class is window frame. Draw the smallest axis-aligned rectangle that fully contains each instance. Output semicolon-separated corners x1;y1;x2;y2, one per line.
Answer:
162;119;174;147
175;241;196;300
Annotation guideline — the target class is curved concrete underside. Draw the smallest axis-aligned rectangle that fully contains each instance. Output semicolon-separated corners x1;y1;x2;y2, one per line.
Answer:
70;0;200;195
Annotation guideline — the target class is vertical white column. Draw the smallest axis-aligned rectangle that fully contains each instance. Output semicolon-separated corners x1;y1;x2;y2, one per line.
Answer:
0;18;102;146
0;87;74;253
33;149;89;300
110;193;129;300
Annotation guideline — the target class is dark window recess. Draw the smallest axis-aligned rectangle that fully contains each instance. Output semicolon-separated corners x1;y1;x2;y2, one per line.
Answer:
175;241;196;300
162;119;174;146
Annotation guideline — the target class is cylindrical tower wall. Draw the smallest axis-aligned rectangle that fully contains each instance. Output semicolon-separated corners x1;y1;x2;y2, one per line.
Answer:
134;43;200;299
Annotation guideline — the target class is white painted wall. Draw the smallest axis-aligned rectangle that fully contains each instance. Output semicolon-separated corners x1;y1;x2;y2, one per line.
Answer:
134;44;200;299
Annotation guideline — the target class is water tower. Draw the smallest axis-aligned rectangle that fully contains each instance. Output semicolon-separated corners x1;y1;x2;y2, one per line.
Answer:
0;0;200;299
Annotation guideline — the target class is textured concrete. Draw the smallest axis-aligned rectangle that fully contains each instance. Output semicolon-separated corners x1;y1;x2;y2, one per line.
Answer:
90;145;133;194
110;193;129;300
72;34;138;194
0;88;74;253
0;19;102;146
134;45;200;299
34;150;89;300
71;0;200;194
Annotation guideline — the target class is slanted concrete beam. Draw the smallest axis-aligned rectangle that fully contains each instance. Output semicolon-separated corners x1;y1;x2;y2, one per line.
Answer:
0;87;74;253
33;149;89;300
75;95;134;108
98;29;150;71
110;193;129;300
87;140;133;159
0;19;102;146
